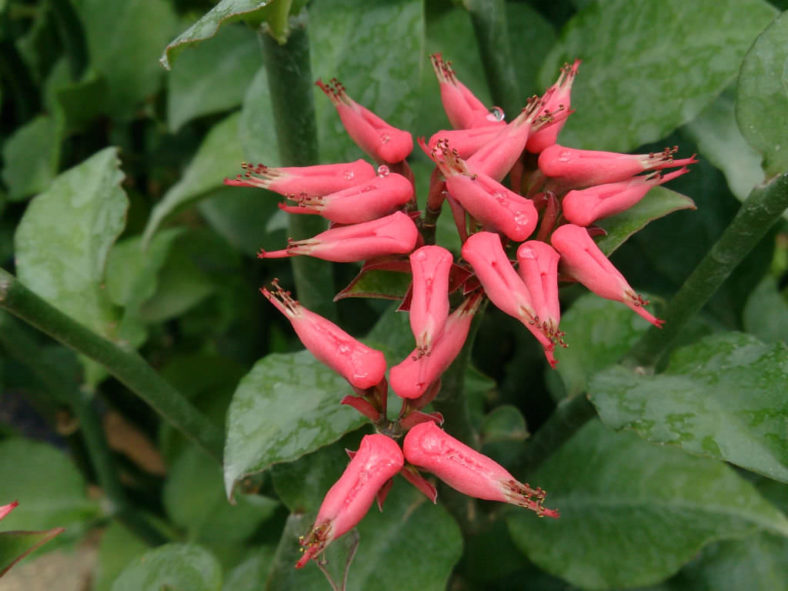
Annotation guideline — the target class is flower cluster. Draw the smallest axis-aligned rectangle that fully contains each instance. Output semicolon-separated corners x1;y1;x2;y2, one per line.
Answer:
225;53;694;568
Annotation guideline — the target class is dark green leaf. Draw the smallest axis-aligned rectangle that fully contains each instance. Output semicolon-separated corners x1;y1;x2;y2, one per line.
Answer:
238;65;279;165
92;522;148;591
167;25;261;132
111;544;222;591
0;528;64;577
590;332;788;482
481;404;528;444
744;276;788;344
221;547;277;591
507;421;788;590
737;11;788;178
1;115;60;201
334;268;412;302
541;0;777;152
506;2;557;98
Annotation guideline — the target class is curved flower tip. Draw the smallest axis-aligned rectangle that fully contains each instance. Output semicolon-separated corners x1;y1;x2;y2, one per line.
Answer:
296;434;404;568
0;500;19;521
526;59;581;154
403;422;558;517
317;78;413;164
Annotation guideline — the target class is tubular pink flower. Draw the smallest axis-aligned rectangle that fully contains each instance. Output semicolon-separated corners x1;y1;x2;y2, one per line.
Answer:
261;280;387;389
426;125;508;160
390;293;481;400
297;434;404;568
538;144;698;189
516;241;562;343
430;143;537;242
277;170;414;224
223;159;376;196
317;78;413;164
551;224;664;327
409;245;453;352
526;60;581;153
562;168;690;226
0;500;18;521
462;232;556;366
430;53;506;129
403;422;559;517
258;211;419;262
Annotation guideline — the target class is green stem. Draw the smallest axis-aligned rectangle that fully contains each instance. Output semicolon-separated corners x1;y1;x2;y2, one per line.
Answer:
260;15;337;320
0;313;166;545
627;171;788;368
0;269;224;460
466;0;522;118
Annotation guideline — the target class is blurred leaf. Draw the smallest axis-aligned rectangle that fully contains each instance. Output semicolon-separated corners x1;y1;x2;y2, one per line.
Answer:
507;421;788;590
0;527;64;577
0;439;100;535
507;1;557;97
480;404;528;443
1;115;60;201
160;0;274;70
737;11;788;178
15;147;127;341
596;187;696;256
144;113;244;244
92;522;148;591
590;332;788;482
684;89;764;201
311;0;425;162
554;294;652;399
541;0;777;152
111;544;222;591
744;275;788;344
222;547;277;591
238;65;279;164
73;0;178;118
167;24;261;132
51;70;109;136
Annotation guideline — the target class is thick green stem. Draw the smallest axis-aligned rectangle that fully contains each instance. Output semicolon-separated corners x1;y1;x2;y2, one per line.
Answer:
260;16;337;320
466;0;522;118
627;172;788;367
0;313;166;545
0;269;224;460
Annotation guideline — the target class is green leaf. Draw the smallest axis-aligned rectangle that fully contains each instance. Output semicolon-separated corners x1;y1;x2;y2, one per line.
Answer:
238;65;279;165
311;0;425;163
596;187;696;256
506;1;557;98
73;0;178;118
480;404;528;444
167;24;261;132
143;113;244;245
221;547;277;591
684;89;764;201
541;0;778;152
737;11;788;178
555;294;653;399
160;0;274;70
744;276;788;344
590;332;788;483
0;439;100;535
111;544;222;591
223;350;367;500
506;421;788;590
335;268;412;301
1;115;60;201
0;528;64;577
14;147;128;342
92;522;148;591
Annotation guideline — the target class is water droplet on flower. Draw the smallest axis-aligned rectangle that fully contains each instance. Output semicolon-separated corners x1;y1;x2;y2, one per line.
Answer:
558;150;572;162
380;133;391;144
487;106;505;122
361;185;374;192
338;344;351;354
514;212;529;225
493;191;506;204
377;165;390;177
344;170;355;180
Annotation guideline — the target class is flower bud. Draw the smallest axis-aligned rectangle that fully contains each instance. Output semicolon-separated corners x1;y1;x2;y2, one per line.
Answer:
224;159;376;196
0;500;18;521
317;78;413;164
297;434;404;568
526;60;580;153
261;280;387;389
403;422;558;517
516;241;562;343
409;245;453;352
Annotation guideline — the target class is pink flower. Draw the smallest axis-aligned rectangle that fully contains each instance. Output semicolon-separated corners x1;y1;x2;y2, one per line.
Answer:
426;125;508;160
550;224;663;327
317;78;413;164
430;53;505;129
223;159;376;196
538;144;697;189
409;245;453;352
402;422;559;517
390;293;481;400
258;211;419;262
0;500;18;521
562;168;690;226
277;170;413;224
261;280;387;389
516;241;562;343
297;434;404;568
526;60;581;153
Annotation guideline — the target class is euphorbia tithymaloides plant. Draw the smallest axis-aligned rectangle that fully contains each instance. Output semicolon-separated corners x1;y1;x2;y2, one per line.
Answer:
225;54;695;572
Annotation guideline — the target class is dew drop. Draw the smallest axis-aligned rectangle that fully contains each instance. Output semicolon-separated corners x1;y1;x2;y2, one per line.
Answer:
377;164;390;177
338;344;351;354
487;106;505;122
380;133;391;144
558;150;572;162
344;170;355;180
514;212;529;225
493;191;506;204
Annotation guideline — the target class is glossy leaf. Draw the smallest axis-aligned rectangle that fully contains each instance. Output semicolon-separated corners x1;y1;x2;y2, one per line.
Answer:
15;147;127;342
737;11;788;178
167;24;261;132
507;421;788;590
1;114;59;202
590;332;788;482
334;268;412;301
111;544;222;591
541;0;777;152
0;528;64;577
743;276;788;344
